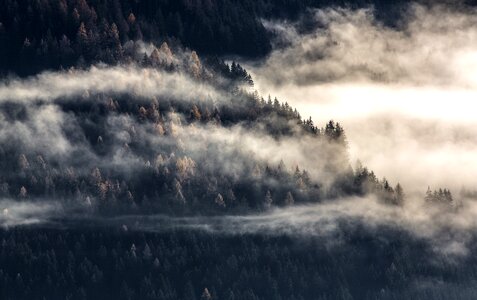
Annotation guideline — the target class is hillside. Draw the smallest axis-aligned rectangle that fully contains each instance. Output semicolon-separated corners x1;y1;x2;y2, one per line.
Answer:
1;1;476;299
0;0;417;75
0;42;404;217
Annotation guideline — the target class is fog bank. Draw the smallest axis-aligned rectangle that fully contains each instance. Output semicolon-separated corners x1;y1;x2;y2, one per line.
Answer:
0;65;221;103
248;4;477;192
108;195;477;257
0;200;60;227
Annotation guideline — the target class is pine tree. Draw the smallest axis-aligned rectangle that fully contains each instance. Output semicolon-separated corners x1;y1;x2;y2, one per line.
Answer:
215;193;226;208
394;183;404;206
174;179;186;204
284;192;294;206
76;22;89;53
201;288;212;300
425;186;433;203
19;186;28;199
190;51;202;78
264;190;273;208
190;105;202;121
143;243;152;259
18;154;30;170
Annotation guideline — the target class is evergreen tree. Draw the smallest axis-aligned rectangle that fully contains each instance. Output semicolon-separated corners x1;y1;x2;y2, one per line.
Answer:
264;190;273;209
284;192;295;206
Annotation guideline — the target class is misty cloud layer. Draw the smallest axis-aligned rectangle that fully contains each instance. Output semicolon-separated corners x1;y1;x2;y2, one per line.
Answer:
248;4;477;193
104;195;477;257
0;65;221;104
0;200;60;227
2;4;477;262
4;193;477;257
256;5;477;87
0;64;349;188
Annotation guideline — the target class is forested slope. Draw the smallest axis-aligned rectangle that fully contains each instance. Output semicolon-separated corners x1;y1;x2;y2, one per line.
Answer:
0;0;419;75
0;1;471;299
0;43;404;216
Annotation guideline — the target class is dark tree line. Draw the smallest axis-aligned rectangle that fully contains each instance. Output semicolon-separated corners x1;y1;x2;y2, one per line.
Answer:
0;0;271;75
0;85;349;215
1;83;409;217
425;187;462;211
1;2;470;299
0;0;424;76
1;225;476;300
0;45;407;215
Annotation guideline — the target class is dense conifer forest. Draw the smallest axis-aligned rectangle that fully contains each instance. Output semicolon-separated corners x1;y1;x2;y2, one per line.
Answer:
0;0;476;299
0;0;424;75
0;43;404;215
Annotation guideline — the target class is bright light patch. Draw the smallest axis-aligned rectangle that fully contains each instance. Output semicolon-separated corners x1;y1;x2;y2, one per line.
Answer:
247;5;477;193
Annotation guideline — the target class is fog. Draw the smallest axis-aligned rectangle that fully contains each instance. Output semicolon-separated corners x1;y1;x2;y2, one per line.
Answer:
0;101;345;184
0;200;60;227
0;62;349;184
3;4;477;259
0;64;221;104
247;4;477;193
104;195;477;257
2;193;477;257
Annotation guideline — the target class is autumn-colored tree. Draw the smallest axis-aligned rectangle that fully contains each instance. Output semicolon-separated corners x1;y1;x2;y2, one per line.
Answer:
190;105;201;121
127;13;136;25
189;51;202;78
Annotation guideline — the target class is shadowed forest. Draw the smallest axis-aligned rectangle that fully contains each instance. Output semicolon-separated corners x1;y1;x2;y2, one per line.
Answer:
1;0;477;299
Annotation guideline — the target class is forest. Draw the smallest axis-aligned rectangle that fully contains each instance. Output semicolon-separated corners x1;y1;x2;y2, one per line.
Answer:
0;43;404;215
0;0;429;75
0;0;476;299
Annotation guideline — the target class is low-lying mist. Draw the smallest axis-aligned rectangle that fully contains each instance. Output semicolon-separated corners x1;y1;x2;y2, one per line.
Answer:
0;65;221;104
2;4;477;262
247;4;477;194
0;200;60;227
8;194;477;257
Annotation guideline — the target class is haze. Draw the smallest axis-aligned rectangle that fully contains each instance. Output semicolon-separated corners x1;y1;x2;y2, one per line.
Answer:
249;4;477;193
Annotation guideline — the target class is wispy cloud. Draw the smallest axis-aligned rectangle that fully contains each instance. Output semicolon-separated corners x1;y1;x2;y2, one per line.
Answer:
255;5;477;87
0;65;221;103
0;200;61;227
2;193;477;257
247;4;477;193
106;195;477;256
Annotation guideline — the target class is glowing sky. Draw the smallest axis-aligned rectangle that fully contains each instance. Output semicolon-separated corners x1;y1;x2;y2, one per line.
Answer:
248;5;477;193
